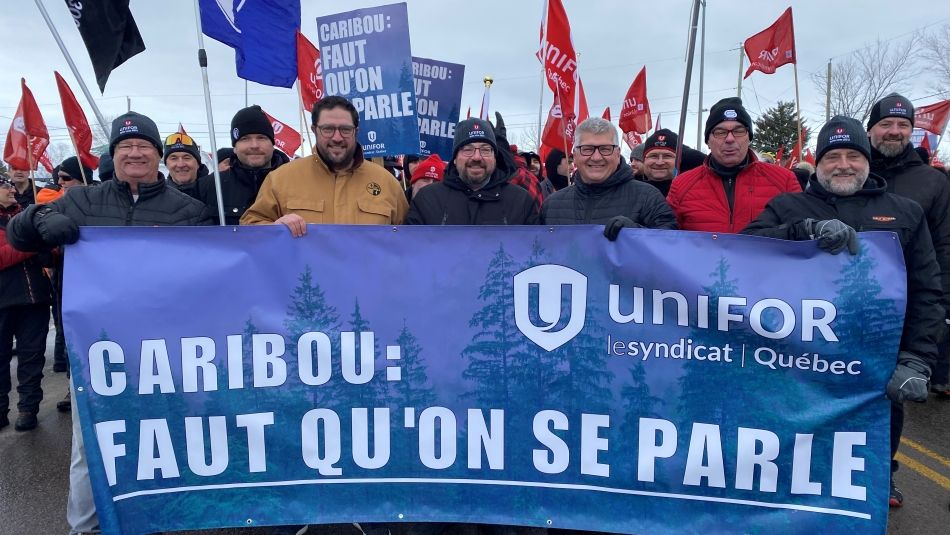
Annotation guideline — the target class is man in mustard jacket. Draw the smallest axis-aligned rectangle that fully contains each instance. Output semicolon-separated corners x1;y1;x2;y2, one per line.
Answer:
241;96;408;234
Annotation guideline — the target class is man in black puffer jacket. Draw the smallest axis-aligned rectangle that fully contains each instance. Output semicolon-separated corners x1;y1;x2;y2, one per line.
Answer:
6;111;210;535
196;105;290;224
407;118;537;225
541;117;677;238
743;116;942;509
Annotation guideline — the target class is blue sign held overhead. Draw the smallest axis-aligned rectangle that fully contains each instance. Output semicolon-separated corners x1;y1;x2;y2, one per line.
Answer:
316;3;420;157
63;226;899;534
412;57;465;161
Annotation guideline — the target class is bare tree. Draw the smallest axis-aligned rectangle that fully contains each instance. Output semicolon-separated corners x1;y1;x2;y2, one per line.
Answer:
811;34;922;123
510;126;542;153
921;24;950;94
46;142;74;167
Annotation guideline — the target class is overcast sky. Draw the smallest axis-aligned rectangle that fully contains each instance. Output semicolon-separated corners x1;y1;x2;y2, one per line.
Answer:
2;0;949;163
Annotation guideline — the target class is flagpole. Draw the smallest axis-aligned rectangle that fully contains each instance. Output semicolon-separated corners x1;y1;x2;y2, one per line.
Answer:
794;62;803;162
675;0;702;173
297;82;314;156
538;66;545;153
25;138;39;200
33;0;110;139
696;0;706;150
65;134;89;185
192;0;227;226
736;45;744;98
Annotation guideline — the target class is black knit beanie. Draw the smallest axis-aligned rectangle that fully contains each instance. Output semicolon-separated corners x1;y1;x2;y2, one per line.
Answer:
230;105;275;146
705;97;753;142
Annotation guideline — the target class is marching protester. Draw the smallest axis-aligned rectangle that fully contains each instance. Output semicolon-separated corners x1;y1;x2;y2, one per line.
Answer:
636;128;679;197
409;153;445;200
0;176;52;432
541;117;676;238
866;93;950;399
9;167;35;208
667;97;800;232
242;95;407;233
6;111;211;534
407;117;538;225
197;105;290;224
742;115;942;508
164;131;209;199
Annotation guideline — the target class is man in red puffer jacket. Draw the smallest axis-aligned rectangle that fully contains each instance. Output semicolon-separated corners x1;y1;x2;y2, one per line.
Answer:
667;97;800;233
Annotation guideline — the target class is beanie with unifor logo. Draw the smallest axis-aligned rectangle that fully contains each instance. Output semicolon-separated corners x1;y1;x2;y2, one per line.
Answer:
452;118;497;158
411;154;446;184
643;129;678;157
866;93;915;130
230;105;275;146
109;111;163;156
816;115;871;163
704;97;753;142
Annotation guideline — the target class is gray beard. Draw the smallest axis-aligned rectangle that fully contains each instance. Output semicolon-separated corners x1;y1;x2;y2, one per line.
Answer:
873;139;905;158
816;169;869;196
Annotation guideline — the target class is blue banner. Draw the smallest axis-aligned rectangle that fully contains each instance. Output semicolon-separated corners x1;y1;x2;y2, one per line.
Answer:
63;226;902;535
412;56;465;161
199;0;300;87
316;3;419;157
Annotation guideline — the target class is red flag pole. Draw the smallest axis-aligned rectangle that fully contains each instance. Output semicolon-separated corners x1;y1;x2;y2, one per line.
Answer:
555;86;571;172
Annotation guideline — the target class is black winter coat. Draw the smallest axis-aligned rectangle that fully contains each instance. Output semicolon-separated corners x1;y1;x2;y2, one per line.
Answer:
742;173;942;369
196;151;290;225
7;177;211;252
0;204;51;308
541;161;677;229
406;160;538;225
166;163;210;201
872;143;950;314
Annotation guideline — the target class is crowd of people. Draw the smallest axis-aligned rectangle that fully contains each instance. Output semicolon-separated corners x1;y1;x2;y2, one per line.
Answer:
1;92;948;534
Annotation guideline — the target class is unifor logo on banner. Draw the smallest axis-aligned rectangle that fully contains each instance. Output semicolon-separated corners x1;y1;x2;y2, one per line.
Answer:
514;264;587;351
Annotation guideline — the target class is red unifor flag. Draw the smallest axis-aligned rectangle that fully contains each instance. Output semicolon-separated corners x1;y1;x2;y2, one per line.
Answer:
55;71;100;169
775;145;785;165
263;111;301;157
538;0;578;127
804;148;816;165
577;78;590;123
541;91;570;153
38;150;54;173
743;7;796;79
3;78;50;171
915;99;950;136
619;66;652;135
602;107;611;121
622;131;642;151
296;31;324;113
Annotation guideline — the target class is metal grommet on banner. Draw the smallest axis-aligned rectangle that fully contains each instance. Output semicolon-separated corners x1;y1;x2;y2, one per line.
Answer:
77;386;84;392
711;234;719;240
245;518;254;525
546;519;553;526
233;227;238;232
392;226;398;232
548;227;555;233
398;513;405;519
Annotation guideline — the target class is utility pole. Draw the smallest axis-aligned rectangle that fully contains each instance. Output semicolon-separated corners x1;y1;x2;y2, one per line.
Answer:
825;60;832;121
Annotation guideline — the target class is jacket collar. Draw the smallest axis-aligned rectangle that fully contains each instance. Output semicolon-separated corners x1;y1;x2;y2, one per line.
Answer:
806;171;887;201
574;160;634;195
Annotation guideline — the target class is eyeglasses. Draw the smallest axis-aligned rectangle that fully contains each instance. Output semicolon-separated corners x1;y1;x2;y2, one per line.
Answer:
710;127;749;139
575;145;618;157
458;145;495;157
316;125;356;138
115;142;157;154
164;133;196;146
0;182;13;190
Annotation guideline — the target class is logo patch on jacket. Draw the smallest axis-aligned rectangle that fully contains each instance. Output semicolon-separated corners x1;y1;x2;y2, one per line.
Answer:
366;182;381;196
872;216;897;222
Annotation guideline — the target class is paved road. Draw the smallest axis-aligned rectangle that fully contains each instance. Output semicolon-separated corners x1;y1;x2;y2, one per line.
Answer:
1;331;947;534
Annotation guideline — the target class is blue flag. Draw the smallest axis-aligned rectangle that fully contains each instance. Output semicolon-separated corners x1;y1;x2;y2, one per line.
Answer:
198;0;300;88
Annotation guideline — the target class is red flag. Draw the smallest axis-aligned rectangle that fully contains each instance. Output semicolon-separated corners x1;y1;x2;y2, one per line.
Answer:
178;123;188;135
296;31;324;114
3;79;50;171
577;79;590;123
804;148;815;165
775;145;785;165
55;72;100;169
915;99;950;136
619;67;652;134
623;131;642;151
38;150;54;173
743;8;796;79
785;126;808;168
541;92;570;152
601;107;611;121
263;111;301;156
539;0;578;125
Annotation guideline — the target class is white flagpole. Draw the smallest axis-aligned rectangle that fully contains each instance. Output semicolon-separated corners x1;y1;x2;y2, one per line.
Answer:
33;0;110;139
192;0;227;226
675;0;702;173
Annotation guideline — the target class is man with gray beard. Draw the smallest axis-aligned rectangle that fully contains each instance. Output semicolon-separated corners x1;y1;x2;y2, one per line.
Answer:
868;93;950;401
742;115;942;508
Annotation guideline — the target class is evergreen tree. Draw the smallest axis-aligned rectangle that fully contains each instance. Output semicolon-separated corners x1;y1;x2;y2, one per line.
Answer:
391;321;436;409
751;100;810;157
348;298;387;406
462;244;520;406
283;265;341;407
832;252;902;358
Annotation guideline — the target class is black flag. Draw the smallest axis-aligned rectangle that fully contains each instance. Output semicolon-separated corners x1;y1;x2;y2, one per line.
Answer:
66;0;146;92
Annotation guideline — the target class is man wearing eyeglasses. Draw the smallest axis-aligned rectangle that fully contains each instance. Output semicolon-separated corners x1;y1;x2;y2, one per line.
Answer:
540;118;676;239
197;105;290;225
242;96;407;234
406;117;537;225
667;97;800;233
163;132;209;199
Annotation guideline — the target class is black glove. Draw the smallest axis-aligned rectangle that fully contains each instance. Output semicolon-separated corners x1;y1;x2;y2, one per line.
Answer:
886;351;931;403
33;206;79;246
493;111;507;140
800;218;858;255
604;215;641;241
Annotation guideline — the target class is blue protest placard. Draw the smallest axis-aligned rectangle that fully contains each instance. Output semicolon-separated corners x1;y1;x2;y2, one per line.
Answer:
63;226;899;534
412;57;465;161
316;3;419;157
